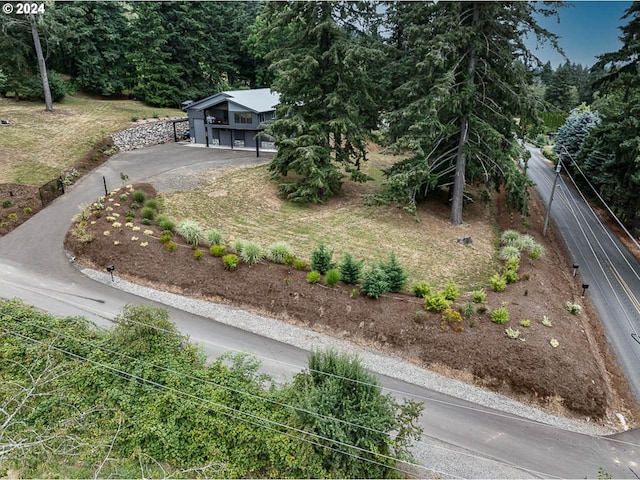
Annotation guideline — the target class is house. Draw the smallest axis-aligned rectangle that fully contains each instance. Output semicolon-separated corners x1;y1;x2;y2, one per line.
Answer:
183;88;279;152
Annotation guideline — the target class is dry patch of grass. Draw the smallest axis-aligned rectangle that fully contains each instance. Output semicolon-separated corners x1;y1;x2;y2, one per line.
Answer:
162;150;497;289
0;95;182;185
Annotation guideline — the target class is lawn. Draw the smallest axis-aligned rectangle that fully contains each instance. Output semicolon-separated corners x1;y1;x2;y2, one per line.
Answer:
0;94;183;185
161;150;498;288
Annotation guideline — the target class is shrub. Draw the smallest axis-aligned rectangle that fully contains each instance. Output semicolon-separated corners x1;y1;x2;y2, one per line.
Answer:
565;301;582;315
441;308;464;332
232;238;245;254
283;253;296;267
120;193;128;201
515;234;536;251
210;245;226;257
501;230;520;246
266;241;291;264
132;190;146;203
519;319;531;327
130;202;140;210
424;291;451;312
491;306;510;324
23;207;32;214
489;274;507;292
156;215;176;232
415;310;426;323
360;264;389;299
177;219;204;247
529;244;545;260
310;242;334;275
126;210;136;219
505;327;520;339
381;252;407;293
500;245;521;261
413;282;432;298
165;241;177;252
141;207;155;220
193;248;203;260
141;218;152;226
504;259;519;284
542;315;553;327
223;254;239;271
339;253;363;285
472;288;486;303
307;270;321;284
350;288;359;299
442;279;460;301
159;232;172;243
293;259;308;271
461;302;475;319
206;229;224;247
240;241;263;265
7;213;17;220
325;268;341;287
2;200;12;208
144;199;158;210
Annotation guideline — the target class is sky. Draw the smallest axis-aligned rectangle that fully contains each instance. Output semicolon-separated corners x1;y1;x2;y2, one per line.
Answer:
527;1;632;67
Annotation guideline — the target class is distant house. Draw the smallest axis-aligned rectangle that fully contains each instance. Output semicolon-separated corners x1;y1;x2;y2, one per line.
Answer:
183;88;279;151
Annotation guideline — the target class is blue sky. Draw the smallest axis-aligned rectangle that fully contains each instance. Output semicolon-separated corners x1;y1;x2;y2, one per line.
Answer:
528;1;632;67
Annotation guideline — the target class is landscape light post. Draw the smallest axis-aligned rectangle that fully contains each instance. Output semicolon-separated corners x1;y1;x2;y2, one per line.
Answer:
543;162;562;237
581;284;589;298
573;264;579;277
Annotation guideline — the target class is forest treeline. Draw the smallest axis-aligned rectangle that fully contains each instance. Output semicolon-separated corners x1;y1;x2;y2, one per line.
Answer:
1;1;638;232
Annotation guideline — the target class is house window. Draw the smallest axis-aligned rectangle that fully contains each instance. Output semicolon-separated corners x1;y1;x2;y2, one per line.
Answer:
234;112;253;124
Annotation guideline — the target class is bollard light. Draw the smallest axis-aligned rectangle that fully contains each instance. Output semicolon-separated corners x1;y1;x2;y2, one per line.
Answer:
581;283;589;297
106;264;115;282
573;264;579;277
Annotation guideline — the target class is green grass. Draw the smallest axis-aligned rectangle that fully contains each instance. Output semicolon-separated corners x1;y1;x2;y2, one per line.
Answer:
0;95;182;185
162;158;497;289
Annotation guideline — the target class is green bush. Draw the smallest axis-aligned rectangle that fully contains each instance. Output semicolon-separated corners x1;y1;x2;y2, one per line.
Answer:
461;302;475;319
23;207;32;214
529;244;545;260
515;234;536;251
310;243;334;275
159;232;172;243
339;252;363;285
130;202;140;210
442;279;460;301
177;219;204;247
412;282;432;298
491;306;510;324
307;270;321;284
232;238;245;254
240;241;263;265
141;218;152;226
472;288;486;303
22;71;67;102
500;230;520;246
144;199;158;210
8;213;17;220
489;274;507;292
206;229;224;247
132;190;146;203
193;248;203;260
360;264;389;299
266;241;292;264
519;319;531;327
2;200;12;208
423;291;451;312
165;241;177;251
120;193;128;201
381;252;407;293
294;259;308;271
325;268;341;287
209;245;226;257
223;254;239;271
141;207;155;220
500;245;521;261
565;301;582;315
156;215;176;232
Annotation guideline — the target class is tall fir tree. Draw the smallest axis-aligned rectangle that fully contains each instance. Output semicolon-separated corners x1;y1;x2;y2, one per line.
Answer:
259;1;382;203
375;1;560;224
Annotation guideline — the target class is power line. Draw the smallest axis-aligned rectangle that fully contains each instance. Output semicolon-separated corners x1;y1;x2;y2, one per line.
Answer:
1;325;436;479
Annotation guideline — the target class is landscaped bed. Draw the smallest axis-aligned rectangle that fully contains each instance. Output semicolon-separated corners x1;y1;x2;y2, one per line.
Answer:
64;181;638;427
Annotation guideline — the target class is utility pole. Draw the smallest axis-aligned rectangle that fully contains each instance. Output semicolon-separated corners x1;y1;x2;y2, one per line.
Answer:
543;163;562;237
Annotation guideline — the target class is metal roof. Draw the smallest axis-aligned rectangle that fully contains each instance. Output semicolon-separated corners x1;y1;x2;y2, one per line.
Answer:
184;88;280;113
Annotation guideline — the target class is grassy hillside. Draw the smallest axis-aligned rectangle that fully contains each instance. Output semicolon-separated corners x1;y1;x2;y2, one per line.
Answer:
0;94;183;185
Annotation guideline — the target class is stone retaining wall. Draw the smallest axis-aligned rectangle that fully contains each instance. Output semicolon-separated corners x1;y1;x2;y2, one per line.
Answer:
112;118;189;151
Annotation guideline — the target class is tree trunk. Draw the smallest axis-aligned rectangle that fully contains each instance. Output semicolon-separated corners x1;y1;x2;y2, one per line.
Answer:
29;14;52;112
449;2;479;225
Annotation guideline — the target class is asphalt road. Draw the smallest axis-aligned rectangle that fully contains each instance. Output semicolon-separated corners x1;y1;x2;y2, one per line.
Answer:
526;145;640;402
0;143;638;478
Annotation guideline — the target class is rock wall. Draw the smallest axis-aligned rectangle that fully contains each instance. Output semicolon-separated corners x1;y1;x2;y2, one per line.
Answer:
112;119;189;151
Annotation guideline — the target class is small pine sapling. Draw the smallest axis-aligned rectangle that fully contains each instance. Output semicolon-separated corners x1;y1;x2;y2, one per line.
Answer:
382;252;407;293
360;263;389;299
339;252;363;284
311;242;334;275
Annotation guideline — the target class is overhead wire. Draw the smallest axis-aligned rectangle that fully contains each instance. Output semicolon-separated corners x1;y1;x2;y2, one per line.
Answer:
1;324;442;479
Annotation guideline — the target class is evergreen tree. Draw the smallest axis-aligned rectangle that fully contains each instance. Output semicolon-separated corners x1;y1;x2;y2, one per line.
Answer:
259;1;382;203
375;2;559;223
381;251;407;293
339;252;363;285
553;105;600;166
